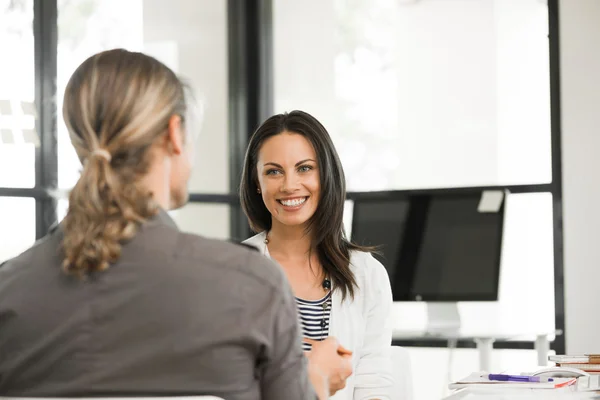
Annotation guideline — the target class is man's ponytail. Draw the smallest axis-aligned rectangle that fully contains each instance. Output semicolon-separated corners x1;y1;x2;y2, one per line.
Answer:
60;49;186;275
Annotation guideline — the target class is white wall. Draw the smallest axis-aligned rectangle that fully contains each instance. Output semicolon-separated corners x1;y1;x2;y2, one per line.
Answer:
560;0;600;354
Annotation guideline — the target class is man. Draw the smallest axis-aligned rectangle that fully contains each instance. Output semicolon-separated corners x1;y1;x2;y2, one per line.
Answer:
0;49;351;399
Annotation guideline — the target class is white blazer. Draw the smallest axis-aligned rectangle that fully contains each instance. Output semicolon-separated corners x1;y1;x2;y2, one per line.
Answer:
244;232;394;400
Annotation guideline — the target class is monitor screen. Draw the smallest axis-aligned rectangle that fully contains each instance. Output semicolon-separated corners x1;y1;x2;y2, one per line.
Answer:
351;192;505;302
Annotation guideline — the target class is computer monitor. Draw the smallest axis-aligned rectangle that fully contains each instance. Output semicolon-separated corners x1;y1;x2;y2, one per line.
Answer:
351;191;506;332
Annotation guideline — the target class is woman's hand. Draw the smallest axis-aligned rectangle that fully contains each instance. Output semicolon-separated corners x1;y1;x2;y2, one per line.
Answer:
306;337;353;396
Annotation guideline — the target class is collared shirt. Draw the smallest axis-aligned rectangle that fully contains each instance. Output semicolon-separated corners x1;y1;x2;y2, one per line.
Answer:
0;210;314;400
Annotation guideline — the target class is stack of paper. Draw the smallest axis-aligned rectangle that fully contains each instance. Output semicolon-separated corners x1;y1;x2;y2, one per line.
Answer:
550;354;600;374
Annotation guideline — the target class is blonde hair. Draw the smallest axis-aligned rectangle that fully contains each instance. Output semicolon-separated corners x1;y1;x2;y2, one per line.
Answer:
61;49;187;275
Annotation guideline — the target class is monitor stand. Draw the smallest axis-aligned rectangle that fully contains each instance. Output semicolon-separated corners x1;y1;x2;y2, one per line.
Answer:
426;302;461;335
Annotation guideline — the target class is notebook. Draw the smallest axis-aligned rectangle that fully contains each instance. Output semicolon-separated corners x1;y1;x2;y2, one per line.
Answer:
550;354;600;364
449;372;577;390
555;363;600;372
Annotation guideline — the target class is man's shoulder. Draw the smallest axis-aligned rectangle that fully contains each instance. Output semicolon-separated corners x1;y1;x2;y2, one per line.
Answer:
175;231;261;260
0;233;58;276
174;232;285;290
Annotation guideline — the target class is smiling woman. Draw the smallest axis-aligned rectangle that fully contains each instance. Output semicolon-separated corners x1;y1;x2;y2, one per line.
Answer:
239;110;395;400
258;132;321;228
240;110;362;300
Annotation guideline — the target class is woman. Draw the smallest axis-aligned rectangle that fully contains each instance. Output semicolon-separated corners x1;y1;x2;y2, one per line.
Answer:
240;110;394;400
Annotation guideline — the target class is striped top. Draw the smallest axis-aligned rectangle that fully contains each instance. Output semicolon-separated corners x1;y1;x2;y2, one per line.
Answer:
295;292;332;352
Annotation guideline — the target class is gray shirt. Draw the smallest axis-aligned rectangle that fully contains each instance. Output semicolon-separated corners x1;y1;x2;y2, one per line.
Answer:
0;210;314;400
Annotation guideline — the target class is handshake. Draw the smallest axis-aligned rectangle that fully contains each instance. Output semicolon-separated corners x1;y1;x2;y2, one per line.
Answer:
305;337;353;399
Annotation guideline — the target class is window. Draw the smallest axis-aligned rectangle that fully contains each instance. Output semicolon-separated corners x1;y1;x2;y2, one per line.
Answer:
57;0;144;189
57;0;229;196
0;0;36;188
56;0;230;237
275;0;555;333
274;1;560;391
0;197;36;263
169;204;230;240
460;192;555;335
143;0;229;195
274;0;551;191
0;0;36;262
343;192;555;336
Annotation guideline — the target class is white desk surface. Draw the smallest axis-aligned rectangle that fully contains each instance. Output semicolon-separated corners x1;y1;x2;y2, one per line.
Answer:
442;386;598;400
393;329;558;341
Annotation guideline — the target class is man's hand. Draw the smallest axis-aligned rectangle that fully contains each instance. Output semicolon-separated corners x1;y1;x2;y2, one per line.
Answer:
306;337;353;396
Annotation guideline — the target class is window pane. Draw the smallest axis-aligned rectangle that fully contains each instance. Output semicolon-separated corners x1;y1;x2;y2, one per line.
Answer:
168;203;230;240
460;192;555;334
144;0;229;194
59;200;230;240
56;0;143;189
343;199;353;239
274;0;551;190
57;197;68;223
70;200;228;266
0;0;35;188
57;0;229;195
0;197;36;263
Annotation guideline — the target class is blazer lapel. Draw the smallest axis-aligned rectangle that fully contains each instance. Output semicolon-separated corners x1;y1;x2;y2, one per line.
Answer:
328;286;346;344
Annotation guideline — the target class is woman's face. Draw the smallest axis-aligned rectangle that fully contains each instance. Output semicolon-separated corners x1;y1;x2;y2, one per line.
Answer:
256;132;321;230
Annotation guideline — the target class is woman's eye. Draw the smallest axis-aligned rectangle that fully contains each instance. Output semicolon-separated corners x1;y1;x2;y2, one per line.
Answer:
298;165;313;172
266;169;281;175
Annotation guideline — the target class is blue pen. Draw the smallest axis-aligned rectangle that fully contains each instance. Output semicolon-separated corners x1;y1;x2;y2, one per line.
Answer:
487;374;554;383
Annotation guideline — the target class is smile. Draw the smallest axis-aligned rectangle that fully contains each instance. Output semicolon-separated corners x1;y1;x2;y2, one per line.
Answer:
277;197;308;207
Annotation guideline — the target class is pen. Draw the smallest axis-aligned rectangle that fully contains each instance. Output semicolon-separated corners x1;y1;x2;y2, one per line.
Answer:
487;374;554;383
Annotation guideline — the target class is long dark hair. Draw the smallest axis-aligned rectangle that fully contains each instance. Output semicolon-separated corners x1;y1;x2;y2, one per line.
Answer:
240;110;373;300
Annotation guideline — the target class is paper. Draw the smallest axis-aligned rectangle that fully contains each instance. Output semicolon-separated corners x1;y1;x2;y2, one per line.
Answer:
550;354;600;364
478;190;504;213
549;355;591;363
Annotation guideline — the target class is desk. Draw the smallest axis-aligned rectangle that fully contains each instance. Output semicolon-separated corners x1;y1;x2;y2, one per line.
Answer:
442;386;598;399
393;329;558;372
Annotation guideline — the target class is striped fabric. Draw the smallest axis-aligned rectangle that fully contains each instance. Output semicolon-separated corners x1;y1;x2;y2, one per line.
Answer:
295;292;332;352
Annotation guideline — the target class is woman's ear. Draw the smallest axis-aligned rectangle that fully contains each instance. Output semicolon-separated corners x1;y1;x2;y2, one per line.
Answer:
254;177;262;194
